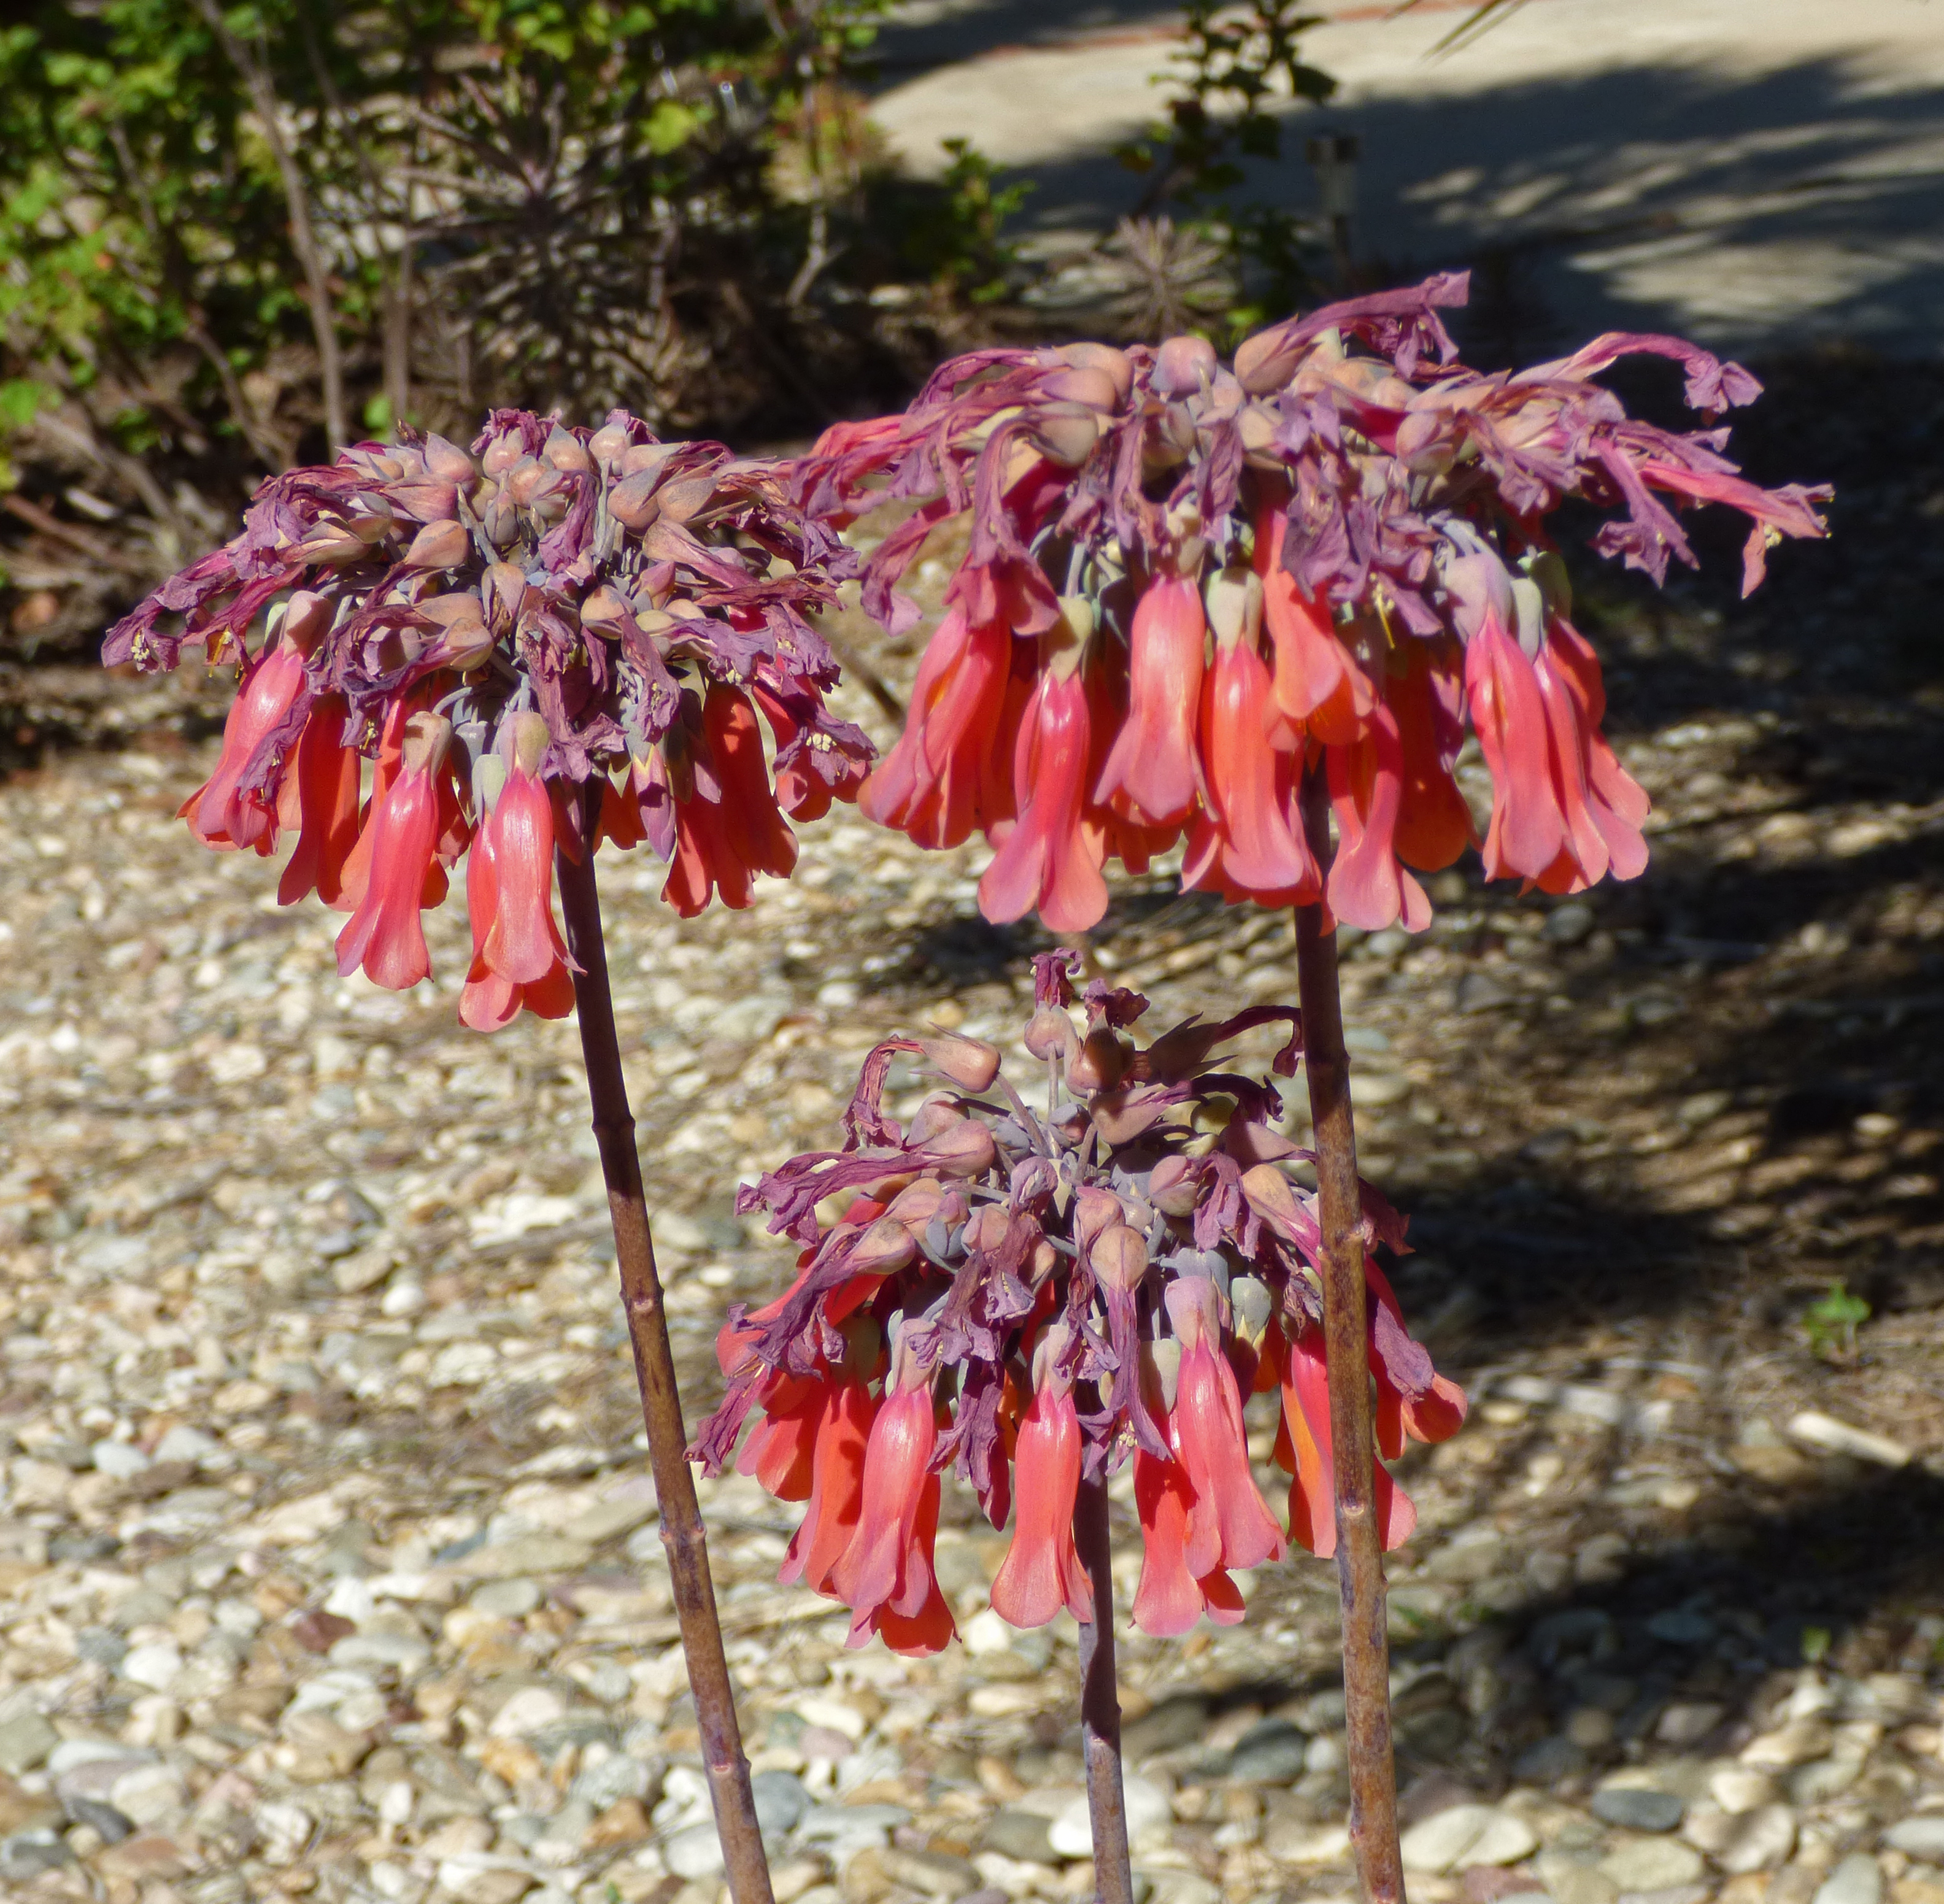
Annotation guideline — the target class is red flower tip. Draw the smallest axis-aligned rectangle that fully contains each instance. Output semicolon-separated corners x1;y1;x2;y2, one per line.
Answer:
665;687;798;916
1095;572;1205;827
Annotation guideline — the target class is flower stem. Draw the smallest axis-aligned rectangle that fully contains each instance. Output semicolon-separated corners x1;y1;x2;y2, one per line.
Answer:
1073;1471;1135;1904
1294;769;1405;1904
555;823;775;1904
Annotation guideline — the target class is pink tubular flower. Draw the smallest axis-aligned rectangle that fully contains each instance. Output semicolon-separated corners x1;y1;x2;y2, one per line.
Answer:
978;638;1108;933
829;1374;952;1649
335;712;455;991
665;686;799;915
1095;572;1206;827
460;712;577;1031
1165;1278;1286;1578
1259;515;1375;748
1529;618;1650;893
858;607;1014;847
1387;637;1475;876
1182;575;1319;908
275;693;363;907
779;1376;878;1596
1276;1323;1418;1559
988;1371;1091;1628
180;622;312;854
1131;1442;1248;1637
1464;608;1567;883
1325;700;1432;933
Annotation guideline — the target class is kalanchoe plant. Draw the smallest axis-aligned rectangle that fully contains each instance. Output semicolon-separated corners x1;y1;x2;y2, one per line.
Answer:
792;271;1828;935
101;409;880;1904
795;276;1829;1904
694;950;1465;1652
104;409;873;1028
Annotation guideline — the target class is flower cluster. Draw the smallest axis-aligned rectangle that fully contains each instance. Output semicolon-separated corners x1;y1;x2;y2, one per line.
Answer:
692;953;1465;1654
793;274;1829;935
103;409;873;1028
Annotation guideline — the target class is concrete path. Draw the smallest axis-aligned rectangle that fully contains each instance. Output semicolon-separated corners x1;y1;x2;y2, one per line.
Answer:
867;0;1944;354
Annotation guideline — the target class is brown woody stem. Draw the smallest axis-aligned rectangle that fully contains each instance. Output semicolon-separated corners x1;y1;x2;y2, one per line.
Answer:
1294;769;1405;1904
555;823;775;1904
1074;1471;1135;1904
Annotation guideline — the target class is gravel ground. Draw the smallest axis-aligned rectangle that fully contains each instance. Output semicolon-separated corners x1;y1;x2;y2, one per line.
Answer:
1;352;1942;1904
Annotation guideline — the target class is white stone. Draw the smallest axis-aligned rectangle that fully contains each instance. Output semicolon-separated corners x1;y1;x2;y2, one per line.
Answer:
91;1438;152;1479
1884;1818;1944;1860
151;1424;218;1465
1813;1852;1884;1904
663;1822;727;1879
1787;1411;1910;1468
120;1643;183;1692
1400;1804;1537;1874
109;1762;187;1827
489;1686;568;1737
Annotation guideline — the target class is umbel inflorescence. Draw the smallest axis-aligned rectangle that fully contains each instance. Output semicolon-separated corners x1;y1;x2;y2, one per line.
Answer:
692;952;1465;1654
795;273;1829;934
103;409;873;1029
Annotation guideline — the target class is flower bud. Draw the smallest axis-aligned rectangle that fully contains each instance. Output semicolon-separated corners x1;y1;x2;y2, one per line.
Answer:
1032;401;1101;468
620;441;680;478
273;588;331;656
1233;326;1303;395
580;584;630;628
484;563;526;634
906;1097;966;1144
422;433;478;484
920;1029;1001;1092
608;468;663;530
1073;1185;1125;1250
503;458;557;507
1025;1007;1076;1063
509;711;551;777
1240;1163;1305;1240
1092;1224;1148;1295
1148;1155;1200;1217
1205;564;1264;648
656;476;719;523
962;1204;1011;1254
928;1120;999;1181
1041;364;1122;412
1153;333;1217;397
544;426;593;474
849;1215;919;1276
481;432;524;476
1067;1026;1127;1095
403;519;471;571
588;422;633;466
1230;1274;1272;1350
1054;341;1134;402
1142;1336;1182;1414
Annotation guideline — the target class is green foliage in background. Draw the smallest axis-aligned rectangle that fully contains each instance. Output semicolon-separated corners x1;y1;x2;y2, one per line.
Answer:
1117;0;1336;335
1803;1281;1870;1363
0;0;1006;480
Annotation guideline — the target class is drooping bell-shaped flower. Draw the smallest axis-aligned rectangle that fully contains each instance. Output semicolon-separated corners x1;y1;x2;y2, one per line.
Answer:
1095;566;1206;828
1257;514;1376;749
1130;1441;1248;1638
1182;569;1319;909
666;686;800;915
335;712;457;992
1325;697;1432;933
829;1358;953;1650
858;607;1016;848
1165;1277;1287;1577
779;1376;879;1596
978;614;1108;933
180;593;326;854
988;1348;1091;1629
275;693;362;908
459;712;576;1031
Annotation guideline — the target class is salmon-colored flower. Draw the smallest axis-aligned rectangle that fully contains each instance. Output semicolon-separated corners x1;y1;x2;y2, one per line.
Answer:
1165;1278;1286;1578
180;610;316;853
1182;573;1319;908
459;712;577;1031
978;634;1108;933
830;1374;944;1638
779;1376;879;1596
1464;606;1565;884
1095;572;1205;827
858;607;1016;848
1130;1440;1247;1637
665;686;799;915
1325;698;1432;933
1259;515;1375;747
1276;1322;1417;1558
1387;636;1475;876
988;1370;1091;1628
736;1370;827;1502
1529;617;1650;894
335;712;455;991
275;694;362;907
